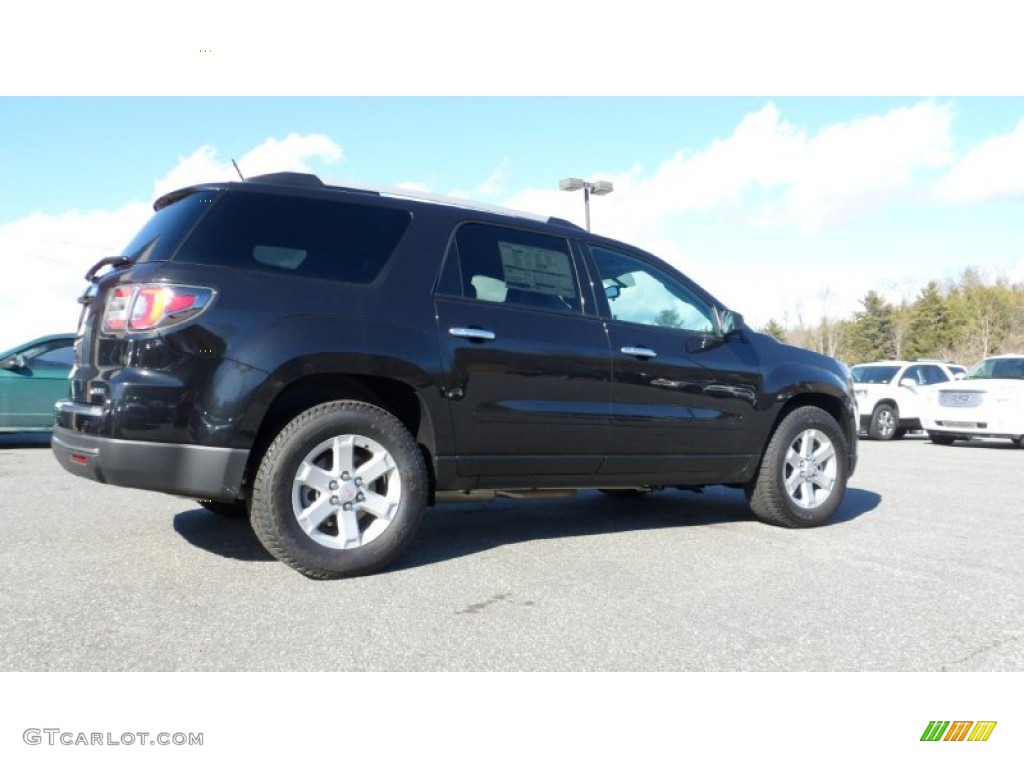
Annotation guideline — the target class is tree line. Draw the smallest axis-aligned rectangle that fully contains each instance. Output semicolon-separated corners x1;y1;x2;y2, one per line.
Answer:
760;268;1024;366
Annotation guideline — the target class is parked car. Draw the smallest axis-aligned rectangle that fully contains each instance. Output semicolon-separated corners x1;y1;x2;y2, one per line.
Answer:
0;334;75;433
921;354;1024;447
51;172;858;578
850;359;965;440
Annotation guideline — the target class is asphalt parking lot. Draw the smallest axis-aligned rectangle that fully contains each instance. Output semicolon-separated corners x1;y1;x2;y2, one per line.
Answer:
1;433;1021;672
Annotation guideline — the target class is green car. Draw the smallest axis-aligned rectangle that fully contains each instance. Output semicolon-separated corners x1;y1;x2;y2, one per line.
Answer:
0;334;76;433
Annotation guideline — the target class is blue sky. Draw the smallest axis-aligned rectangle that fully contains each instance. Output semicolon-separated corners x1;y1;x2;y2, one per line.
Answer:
3;96;1023;353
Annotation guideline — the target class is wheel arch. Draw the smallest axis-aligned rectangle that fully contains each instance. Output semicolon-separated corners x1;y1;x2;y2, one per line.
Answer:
751;391;856;482
243;373;438;499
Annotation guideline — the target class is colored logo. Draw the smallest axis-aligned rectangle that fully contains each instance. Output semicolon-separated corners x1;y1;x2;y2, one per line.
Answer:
921;721;997;742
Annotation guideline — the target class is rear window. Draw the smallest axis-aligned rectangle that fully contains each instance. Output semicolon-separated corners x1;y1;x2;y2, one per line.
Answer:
121;190;215;263
174;191;412;283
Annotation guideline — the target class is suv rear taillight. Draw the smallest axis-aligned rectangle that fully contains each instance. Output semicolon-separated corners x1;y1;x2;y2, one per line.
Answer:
101;284;214;333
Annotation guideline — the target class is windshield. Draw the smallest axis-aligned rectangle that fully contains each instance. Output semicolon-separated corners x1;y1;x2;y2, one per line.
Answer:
966;357;1024;380
851;365;900;384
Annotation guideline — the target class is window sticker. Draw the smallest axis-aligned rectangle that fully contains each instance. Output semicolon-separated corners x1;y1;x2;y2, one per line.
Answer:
498;243;576;297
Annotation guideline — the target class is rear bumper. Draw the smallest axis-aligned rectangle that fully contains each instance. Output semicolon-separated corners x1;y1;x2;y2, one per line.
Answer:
51;427;249;502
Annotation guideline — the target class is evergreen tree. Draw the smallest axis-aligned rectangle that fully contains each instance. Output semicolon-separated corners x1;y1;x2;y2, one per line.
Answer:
846;291;894;363
906;281;955;358
761;319;788;342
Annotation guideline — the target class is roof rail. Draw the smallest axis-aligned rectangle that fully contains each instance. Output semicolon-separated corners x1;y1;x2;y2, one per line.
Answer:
321;177;554;223
242;173;581;228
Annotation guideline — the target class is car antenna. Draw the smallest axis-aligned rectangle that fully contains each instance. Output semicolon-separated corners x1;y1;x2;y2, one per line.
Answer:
231;159;245;180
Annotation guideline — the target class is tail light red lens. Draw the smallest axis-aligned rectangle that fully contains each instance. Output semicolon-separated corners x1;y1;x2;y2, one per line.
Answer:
101;284;214;333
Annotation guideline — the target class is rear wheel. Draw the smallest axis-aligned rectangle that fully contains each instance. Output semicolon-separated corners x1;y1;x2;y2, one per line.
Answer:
250;400;428;579
868;404;898;440
747;406;849;528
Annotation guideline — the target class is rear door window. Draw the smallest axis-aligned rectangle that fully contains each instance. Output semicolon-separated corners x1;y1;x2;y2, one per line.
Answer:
175;191;412;283
439;223;582;313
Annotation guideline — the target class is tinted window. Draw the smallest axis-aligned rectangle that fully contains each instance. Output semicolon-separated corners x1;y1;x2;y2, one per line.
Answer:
590;246;715;332
121;190;216;263
851;365;901;384
444;223;581;313
968;357;1024;380
920;365;948;385
34;344;74;367
175;191;412;283
13;339;74;369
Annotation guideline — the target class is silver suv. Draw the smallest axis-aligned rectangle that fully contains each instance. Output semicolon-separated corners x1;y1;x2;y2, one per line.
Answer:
851;360;966;440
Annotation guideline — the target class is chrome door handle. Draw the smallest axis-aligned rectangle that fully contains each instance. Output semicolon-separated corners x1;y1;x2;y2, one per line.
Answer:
621;346;657;359
449;327;496;341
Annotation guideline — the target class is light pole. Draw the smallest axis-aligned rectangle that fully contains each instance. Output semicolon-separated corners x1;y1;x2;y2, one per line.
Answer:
559;177;613;231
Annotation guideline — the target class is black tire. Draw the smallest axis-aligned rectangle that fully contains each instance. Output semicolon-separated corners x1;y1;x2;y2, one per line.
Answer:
928;432;955;446
198;500;248;517
868;403;899;440
747;406;849;528
250;400;428;579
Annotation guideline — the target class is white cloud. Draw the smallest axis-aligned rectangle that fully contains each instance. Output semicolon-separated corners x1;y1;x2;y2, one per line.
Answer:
935;117;1024;204
783;101;954;231
472;157;509;197
0;203;153;348
153;133;343;198
502;100;958;240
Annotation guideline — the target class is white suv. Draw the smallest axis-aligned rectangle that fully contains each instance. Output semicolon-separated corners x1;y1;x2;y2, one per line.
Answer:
851;360;966;440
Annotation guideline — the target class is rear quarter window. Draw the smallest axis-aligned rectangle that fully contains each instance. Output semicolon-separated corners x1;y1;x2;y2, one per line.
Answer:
174;191;412;283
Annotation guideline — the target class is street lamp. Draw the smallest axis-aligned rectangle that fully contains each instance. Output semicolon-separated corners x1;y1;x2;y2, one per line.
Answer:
559;177;613;231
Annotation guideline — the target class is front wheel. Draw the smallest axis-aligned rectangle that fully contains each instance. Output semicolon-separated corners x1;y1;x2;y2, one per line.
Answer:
928;432;955;446
868;404;899;440
747;406;849;528
250;400;428;579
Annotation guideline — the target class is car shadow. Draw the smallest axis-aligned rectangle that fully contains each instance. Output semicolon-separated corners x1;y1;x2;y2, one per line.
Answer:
172;510;275;562
926;438;1022;450
171;485;882;573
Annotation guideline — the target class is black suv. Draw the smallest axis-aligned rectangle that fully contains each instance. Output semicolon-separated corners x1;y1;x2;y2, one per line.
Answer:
53;172;858;578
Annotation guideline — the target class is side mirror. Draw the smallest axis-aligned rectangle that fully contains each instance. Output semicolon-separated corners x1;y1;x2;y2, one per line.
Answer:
954;373;966;380
719;310;744;336
899;376;915;387
604;284;621;300
2;354;26;370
